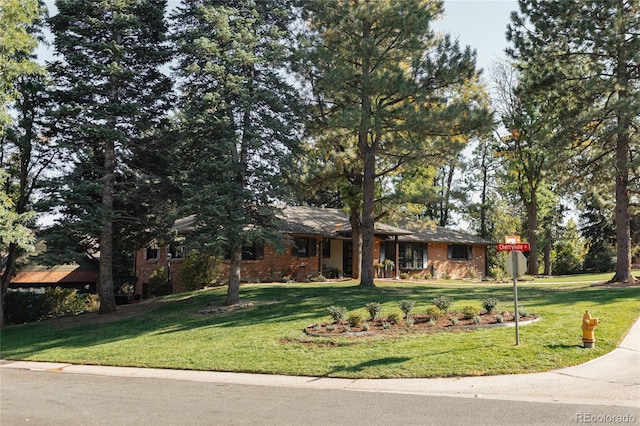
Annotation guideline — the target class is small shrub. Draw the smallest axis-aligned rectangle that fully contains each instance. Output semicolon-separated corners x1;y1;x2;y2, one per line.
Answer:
327;305;348;323
387;311;401;324
462;305;482;320
450;317;459;326
424;306;444;320
400;272;410;280
519;275;535;282
406;316;415;327
179;251;223;291
473;315;481;325
382;321;392;330
429;318;436;326
398;300;416;319
495;314;504;323
342;324;351;333
431;296;452;312
307;273;326;283
147;267;172;296
326;324;335;332
347;313;364;328
481;297;500;313
518;305;530;318
313;324;321;332
362;321;370;331
365;302;382;320
36;287;87;320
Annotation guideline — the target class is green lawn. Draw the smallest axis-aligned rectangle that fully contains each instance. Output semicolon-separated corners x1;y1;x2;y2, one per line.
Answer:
1;275;639;379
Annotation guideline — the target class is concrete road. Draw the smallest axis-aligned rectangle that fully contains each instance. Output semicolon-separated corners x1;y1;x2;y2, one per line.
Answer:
2;367;639;426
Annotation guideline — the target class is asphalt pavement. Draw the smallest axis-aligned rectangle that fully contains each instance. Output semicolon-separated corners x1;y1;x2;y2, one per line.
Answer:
1;317;638;408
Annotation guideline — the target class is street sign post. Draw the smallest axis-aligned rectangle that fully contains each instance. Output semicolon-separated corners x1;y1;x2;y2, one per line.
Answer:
497;238;531;346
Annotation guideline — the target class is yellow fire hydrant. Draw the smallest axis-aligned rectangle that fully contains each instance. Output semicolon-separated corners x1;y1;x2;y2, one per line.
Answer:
582;310;600;348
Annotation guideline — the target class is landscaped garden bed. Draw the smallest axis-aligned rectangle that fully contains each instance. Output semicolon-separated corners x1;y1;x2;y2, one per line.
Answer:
305;310;539;336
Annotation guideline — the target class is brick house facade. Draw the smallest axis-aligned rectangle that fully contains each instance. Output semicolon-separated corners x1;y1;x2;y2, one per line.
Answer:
134;206;496;296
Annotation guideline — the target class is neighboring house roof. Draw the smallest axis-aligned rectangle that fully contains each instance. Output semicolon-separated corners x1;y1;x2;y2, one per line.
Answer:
396;222;497;245
9;241;99;286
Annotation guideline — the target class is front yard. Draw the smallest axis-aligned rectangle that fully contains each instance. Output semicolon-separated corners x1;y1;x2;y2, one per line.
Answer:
1;275;639;379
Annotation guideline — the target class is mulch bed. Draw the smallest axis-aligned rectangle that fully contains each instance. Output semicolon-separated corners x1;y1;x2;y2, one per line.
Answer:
304;311;539;336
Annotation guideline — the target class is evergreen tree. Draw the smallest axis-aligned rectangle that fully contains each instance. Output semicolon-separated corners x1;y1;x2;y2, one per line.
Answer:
580;191;616;273
298;0;489;287
553;219;586;275
171;0;301;305
46;0;173;313
508;0;640;283
0;0;45;327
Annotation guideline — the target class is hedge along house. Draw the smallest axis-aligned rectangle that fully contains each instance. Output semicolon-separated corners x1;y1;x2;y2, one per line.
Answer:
134;206;496;296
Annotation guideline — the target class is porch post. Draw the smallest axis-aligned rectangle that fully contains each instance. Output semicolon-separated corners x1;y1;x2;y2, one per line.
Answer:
395;235;400;280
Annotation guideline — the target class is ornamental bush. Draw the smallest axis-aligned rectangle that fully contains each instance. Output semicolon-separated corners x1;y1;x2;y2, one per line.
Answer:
365;302;382;320
327;305;348;323
398;300;416;319
481;297;500;313
179;250;223;291
462;305;482;320
431;296;452;312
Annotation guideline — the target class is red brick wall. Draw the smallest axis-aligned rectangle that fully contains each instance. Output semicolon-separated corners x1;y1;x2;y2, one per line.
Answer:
135;238;324;296
428;243;486;279
135;238;489;296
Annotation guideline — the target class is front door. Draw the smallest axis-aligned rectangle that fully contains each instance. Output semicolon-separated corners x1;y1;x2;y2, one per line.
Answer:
342;241;352;277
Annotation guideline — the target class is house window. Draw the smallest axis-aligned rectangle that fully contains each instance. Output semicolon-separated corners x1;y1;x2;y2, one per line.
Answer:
448;244;472;261
242;242;264;260
292;237;316;258
398;243;427;270
169;245;185;259
144;246;159;260
225;242;264;260
322;238;331;258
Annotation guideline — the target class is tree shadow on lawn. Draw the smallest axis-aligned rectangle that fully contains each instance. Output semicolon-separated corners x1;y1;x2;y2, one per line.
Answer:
320;356;412;376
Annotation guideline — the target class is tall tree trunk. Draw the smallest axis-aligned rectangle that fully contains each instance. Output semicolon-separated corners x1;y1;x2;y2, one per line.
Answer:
99;135;117;314
526;199;538;276
610;45;634;283
226;244;242;305
611;117;633;283
0;243;19;327
360;143;376;287
543;225;552;276
358;19;375;287
349;206;362;279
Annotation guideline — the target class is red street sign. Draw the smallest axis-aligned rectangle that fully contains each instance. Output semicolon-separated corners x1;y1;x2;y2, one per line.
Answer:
497;243;531;252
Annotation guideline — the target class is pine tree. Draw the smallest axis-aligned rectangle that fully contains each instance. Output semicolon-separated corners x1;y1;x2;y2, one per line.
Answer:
298;0;489;286
508;0;640;283
171;0;301;305
47;0;173;313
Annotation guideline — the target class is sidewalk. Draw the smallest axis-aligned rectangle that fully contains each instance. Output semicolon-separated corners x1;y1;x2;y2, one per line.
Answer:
2;317;639;408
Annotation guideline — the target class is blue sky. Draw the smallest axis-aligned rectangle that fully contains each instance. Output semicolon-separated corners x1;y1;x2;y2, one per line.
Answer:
435;1;519;74
40;0;518;73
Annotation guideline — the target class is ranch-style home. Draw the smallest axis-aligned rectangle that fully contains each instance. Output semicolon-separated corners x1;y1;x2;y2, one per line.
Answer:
134;205;496;296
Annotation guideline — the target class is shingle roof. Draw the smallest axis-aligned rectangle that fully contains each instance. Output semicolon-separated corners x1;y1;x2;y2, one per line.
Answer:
275;205;412;237
396;221;497;245
169;205;494;245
